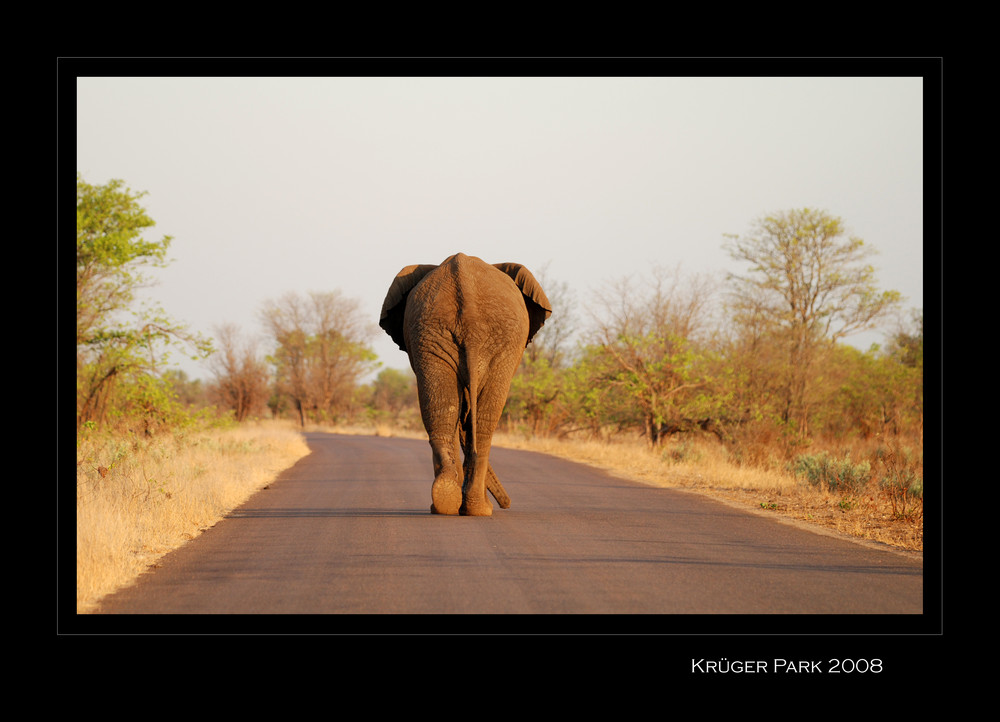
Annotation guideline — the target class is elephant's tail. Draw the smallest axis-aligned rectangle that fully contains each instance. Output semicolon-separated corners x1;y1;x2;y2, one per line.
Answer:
465;345;478;455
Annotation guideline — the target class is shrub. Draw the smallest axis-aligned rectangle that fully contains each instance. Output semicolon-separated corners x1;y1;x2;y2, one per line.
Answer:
792;451;872;494
873;444;923;519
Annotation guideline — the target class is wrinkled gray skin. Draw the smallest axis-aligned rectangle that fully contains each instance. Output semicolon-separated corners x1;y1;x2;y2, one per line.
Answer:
379;253;552;515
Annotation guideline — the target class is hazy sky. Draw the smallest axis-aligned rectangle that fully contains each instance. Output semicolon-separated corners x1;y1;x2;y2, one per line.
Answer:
75;71;927;381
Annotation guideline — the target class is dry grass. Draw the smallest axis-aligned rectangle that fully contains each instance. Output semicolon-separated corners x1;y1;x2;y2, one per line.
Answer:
75;420;311;613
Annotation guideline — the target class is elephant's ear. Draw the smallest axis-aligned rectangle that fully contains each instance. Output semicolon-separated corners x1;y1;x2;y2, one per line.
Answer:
493;263;553;345
380;264;438;351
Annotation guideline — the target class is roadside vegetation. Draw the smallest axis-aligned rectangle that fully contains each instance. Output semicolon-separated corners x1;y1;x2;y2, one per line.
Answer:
73;174;925;612
76;420;309;613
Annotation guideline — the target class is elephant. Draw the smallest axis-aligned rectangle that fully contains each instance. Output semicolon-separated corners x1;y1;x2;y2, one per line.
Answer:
379;253;552;516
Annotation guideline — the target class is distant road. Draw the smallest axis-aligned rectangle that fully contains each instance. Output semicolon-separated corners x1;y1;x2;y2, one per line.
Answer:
95;433;923;622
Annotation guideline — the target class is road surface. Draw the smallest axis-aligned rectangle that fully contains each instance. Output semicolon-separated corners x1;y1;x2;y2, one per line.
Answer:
94;432;924;622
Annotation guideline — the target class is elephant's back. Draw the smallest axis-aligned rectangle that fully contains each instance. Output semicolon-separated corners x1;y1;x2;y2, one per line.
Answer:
405;253;528;345
457;256;528;340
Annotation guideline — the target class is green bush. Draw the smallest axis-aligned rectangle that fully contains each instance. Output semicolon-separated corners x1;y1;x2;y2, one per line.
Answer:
792;451;872;494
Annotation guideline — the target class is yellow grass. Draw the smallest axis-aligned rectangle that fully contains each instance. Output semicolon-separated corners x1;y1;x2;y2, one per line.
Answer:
75;420;311;613
494;431;796;491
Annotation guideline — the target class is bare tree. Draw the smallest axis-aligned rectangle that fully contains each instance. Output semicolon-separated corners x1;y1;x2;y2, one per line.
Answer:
522;264;577;368
259;293;310;425
260;291;377;426
208;324;270;422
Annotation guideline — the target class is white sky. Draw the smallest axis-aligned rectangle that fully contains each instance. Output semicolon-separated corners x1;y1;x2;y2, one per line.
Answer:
75;72;927;382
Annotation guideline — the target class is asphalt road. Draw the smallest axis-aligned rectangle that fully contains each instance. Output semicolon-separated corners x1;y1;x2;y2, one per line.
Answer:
94;432;924;623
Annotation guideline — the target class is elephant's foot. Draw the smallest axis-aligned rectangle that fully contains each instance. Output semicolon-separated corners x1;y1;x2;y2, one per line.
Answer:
460;495;493;517
430;474;462;515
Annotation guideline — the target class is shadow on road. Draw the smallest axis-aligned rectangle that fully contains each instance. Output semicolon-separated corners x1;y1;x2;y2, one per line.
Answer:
227;507;429;518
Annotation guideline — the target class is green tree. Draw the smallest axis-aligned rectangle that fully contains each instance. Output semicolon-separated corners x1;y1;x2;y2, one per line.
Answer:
506;267;577;437
804;342;922;440
883;309;923;436
76;174;211;430
507;352;563;436
561;343;632;439
162;369;209;409
370;367;414;412
586;266;719;446
887;310;923;370
724;208;902;435
367;367;419;426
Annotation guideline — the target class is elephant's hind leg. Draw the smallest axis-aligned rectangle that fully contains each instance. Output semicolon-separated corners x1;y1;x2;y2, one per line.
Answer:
460;414;505;516
460;444;495;516
460;425;510;509
429;427;462;515
420;374;463;515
